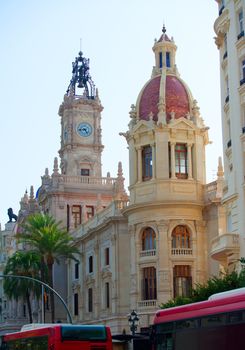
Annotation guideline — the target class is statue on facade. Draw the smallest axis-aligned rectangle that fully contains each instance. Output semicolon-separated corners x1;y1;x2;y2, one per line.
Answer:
7;208;18;222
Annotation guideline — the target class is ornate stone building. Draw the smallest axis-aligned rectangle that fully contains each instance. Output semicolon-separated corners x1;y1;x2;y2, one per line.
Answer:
0;26;225;333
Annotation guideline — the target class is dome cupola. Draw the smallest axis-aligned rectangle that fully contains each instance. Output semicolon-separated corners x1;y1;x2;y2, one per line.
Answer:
136;26;192;124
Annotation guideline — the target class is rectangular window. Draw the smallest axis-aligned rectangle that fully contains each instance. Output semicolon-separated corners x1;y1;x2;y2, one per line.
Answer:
243;59;245;79
105;247;110;266
23;304;26;318
81;168;90;176
88;288;93;312
67;204;70;231
72;205;81;228
74;293;79;316
86;206;94;220
175;144;188;179
159;52;163;68
88;255;93;273
173;265;192;298
142;267;157;300
166;52;171;68
142;145;152;181
75;262;79;279
105;282;110;308
239;9;244;34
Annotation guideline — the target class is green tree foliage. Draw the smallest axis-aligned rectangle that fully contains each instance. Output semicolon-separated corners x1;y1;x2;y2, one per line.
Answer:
16;213;80;323
3;251;43;323
160;269;245;309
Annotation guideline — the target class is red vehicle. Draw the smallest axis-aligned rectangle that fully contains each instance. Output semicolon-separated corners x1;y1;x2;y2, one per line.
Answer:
0;324;112;350
151;288;245;350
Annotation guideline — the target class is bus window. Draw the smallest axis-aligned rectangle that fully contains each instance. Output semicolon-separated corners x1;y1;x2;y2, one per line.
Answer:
4;336;48;350
156;322;173;334
201;314;226;328
61;324;107;341
175;318;199;330
228;310;244;324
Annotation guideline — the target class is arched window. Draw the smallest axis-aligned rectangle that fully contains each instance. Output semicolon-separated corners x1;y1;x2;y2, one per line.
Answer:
142;227;156;251
172;226;191;249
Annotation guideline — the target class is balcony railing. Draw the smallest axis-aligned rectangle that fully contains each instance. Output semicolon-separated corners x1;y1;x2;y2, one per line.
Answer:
63;175;116;186
140;249;156;258
171;248;193;255
137;300;157;308
237;30;244;41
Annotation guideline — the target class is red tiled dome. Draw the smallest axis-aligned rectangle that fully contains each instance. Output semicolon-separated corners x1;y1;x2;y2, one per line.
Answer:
139;75;190;122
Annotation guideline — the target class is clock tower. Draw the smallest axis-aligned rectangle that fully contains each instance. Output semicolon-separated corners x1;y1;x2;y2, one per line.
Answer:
59;51;103;178
38;50;125;232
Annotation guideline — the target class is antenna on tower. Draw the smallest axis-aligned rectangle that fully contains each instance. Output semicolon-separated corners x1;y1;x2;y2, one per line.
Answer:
80;38;82;52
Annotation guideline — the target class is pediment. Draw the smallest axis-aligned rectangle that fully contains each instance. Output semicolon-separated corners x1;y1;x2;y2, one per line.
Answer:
132;120;154;134
169;117;196;131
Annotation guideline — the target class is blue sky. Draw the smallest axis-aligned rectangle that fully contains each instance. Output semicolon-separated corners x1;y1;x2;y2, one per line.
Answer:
0;1;222;226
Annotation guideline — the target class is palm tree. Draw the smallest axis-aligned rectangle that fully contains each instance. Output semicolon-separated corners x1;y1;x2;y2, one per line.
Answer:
3;251;42;323
17;213;79;323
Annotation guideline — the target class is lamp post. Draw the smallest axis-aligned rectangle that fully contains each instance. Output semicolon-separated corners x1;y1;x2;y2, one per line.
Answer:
128;310;139;336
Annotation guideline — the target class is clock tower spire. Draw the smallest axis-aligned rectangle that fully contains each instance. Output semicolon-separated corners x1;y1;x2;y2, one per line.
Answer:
59;50;103;177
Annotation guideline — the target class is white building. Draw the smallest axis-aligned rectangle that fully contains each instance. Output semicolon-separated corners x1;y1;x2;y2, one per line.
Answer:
212;0;245;267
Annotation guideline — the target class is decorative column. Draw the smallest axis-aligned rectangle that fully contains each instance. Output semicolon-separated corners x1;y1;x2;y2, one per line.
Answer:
111;233;117;315
136;147;142;182
129;225;137;309
195;220;207;284
151;143;156;179
187;143;193;179
170;142;176;179
157;220;171;302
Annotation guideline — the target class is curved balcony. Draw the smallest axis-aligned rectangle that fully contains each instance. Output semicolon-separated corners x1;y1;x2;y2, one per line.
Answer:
210;233;240;262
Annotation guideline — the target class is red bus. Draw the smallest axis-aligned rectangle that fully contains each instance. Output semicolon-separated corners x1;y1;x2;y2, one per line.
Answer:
152;288;245;350
0;324;112;350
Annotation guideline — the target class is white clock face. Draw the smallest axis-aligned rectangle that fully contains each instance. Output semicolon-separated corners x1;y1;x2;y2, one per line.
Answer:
77;122;92;137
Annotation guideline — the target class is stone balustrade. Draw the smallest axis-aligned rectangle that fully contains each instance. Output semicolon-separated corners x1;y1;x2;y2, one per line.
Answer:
140;249;156;258
137;300;157;308
171;248;193;255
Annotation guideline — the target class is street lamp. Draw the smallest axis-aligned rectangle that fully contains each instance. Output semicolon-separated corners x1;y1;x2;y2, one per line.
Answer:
128;310;139;336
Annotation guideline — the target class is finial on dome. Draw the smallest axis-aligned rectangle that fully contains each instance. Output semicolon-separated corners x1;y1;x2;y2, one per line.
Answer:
162;23;166;34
